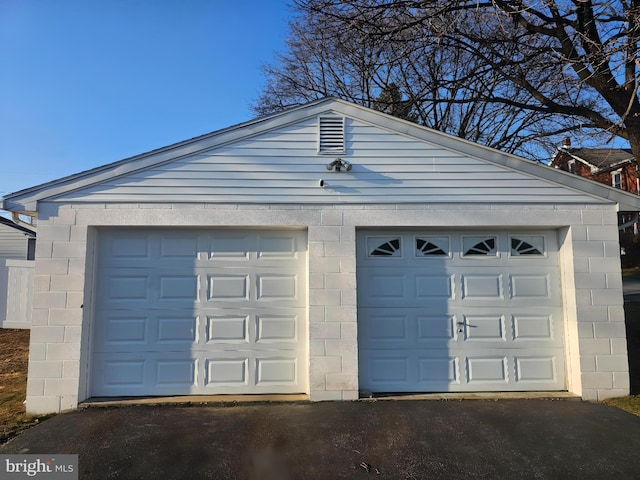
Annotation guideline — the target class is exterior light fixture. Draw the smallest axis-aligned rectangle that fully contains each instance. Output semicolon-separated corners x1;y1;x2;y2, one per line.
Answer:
326;158;352;172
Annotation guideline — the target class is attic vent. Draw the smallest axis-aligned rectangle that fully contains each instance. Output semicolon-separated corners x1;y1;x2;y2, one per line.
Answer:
318;116;345;154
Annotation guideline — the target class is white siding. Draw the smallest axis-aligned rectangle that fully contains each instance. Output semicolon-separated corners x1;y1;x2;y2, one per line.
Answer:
0;224;32;259
52;119;600;205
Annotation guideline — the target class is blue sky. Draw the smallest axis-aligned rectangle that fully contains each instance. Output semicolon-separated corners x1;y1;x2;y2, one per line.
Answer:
0;0;291;198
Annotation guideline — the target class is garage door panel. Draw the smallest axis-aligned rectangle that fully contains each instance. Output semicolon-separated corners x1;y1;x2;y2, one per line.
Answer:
512;314;555;341
419;357;460;384
357;229;565;393
359;308;457;348
367;356;410;384
156;360;197;386
515;356;559;383
415;275;454;299
104;275;150;301
417;315;456;341
256;314;299;343
98;358;146;387
206;315;249;343
207;274;249;300
256;357;298;385
93;353;199;391
92;228;308;397
99;269;202;305
257;234;301;259
363;312;409;341
509;274;551;299
101;315;148;345
157;316;197;344
158;275;200;300
461;274;503;299
206;358;248;386
203;309;306;351
462;315;506;341
466;357;509;384
360;350;460;390
256;274;299;301
359;275;453;307
359;273;407;300
107;236;151;260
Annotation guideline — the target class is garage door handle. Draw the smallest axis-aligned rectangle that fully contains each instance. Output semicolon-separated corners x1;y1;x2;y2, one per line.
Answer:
456;322;465;326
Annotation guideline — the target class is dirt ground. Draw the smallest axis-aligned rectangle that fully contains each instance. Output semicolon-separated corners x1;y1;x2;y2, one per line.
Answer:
0;329;44;444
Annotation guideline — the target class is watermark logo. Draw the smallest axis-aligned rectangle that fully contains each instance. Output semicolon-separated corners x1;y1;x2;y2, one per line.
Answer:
1;455;77;479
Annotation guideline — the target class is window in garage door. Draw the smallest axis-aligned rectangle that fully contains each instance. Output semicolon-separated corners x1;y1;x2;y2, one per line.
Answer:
357;230;565;393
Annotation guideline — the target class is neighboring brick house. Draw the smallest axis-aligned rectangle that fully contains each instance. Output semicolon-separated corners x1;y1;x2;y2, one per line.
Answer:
550;140;638;193
550;139;639;234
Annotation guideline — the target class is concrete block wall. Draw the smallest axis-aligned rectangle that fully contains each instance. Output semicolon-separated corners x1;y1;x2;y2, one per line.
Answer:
25;201;629;413
570;207;629;400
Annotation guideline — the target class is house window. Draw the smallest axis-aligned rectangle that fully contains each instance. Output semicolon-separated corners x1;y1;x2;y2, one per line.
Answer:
612;170;622;189
568;161;575;174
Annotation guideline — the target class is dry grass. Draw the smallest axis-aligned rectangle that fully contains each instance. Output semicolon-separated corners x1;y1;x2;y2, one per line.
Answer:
0;329;50;445
604;396;640;416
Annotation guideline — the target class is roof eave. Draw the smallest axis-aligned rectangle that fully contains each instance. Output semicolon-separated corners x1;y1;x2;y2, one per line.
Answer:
3;97;640;213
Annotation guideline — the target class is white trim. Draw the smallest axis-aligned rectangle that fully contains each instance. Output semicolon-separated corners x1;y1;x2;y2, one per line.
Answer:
612;169;622;189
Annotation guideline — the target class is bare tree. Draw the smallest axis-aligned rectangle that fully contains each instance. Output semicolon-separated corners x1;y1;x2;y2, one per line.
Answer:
255;1;640;160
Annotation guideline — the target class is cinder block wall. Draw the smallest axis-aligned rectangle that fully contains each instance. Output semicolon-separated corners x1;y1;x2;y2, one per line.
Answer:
570;208;629;400
25;202;627;413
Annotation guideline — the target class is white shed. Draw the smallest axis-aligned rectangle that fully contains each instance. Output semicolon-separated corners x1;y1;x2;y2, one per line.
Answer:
0;216;35;260
3;98;638;414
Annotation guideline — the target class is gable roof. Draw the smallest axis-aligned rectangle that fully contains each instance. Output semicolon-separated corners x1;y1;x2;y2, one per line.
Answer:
0;216;35;237
4;97;640;213
552;147;635;172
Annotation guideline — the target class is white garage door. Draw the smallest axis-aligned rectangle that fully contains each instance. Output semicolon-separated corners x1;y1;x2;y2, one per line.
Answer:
92;229;307;397
357;230;565;393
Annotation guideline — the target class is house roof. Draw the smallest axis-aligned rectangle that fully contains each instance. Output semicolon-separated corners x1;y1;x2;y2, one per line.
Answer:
554;147;635;172
0;216;35;236
4;97;640;213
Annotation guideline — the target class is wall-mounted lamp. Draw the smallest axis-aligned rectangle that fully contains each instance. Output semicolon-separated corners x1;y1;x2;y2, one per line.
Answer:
326;158;352;172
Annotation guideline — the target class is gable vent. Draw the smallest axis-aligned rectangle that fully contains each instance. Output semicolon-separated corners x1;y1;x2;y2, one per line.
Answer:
318;116;345;154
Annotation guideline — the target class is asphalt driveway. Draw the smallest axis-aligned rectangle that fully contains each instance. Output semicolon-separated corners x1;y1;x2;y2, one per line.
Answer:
2;399;640;479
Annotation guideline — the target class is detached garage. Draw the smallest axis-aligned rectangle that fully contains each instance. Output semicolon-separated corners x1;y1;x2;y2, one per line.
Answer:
3;98;639;413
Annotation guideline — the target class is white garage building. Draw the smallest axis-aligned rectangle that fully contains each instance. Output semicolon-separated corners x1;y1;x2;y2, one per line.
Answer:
3;98;638;413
